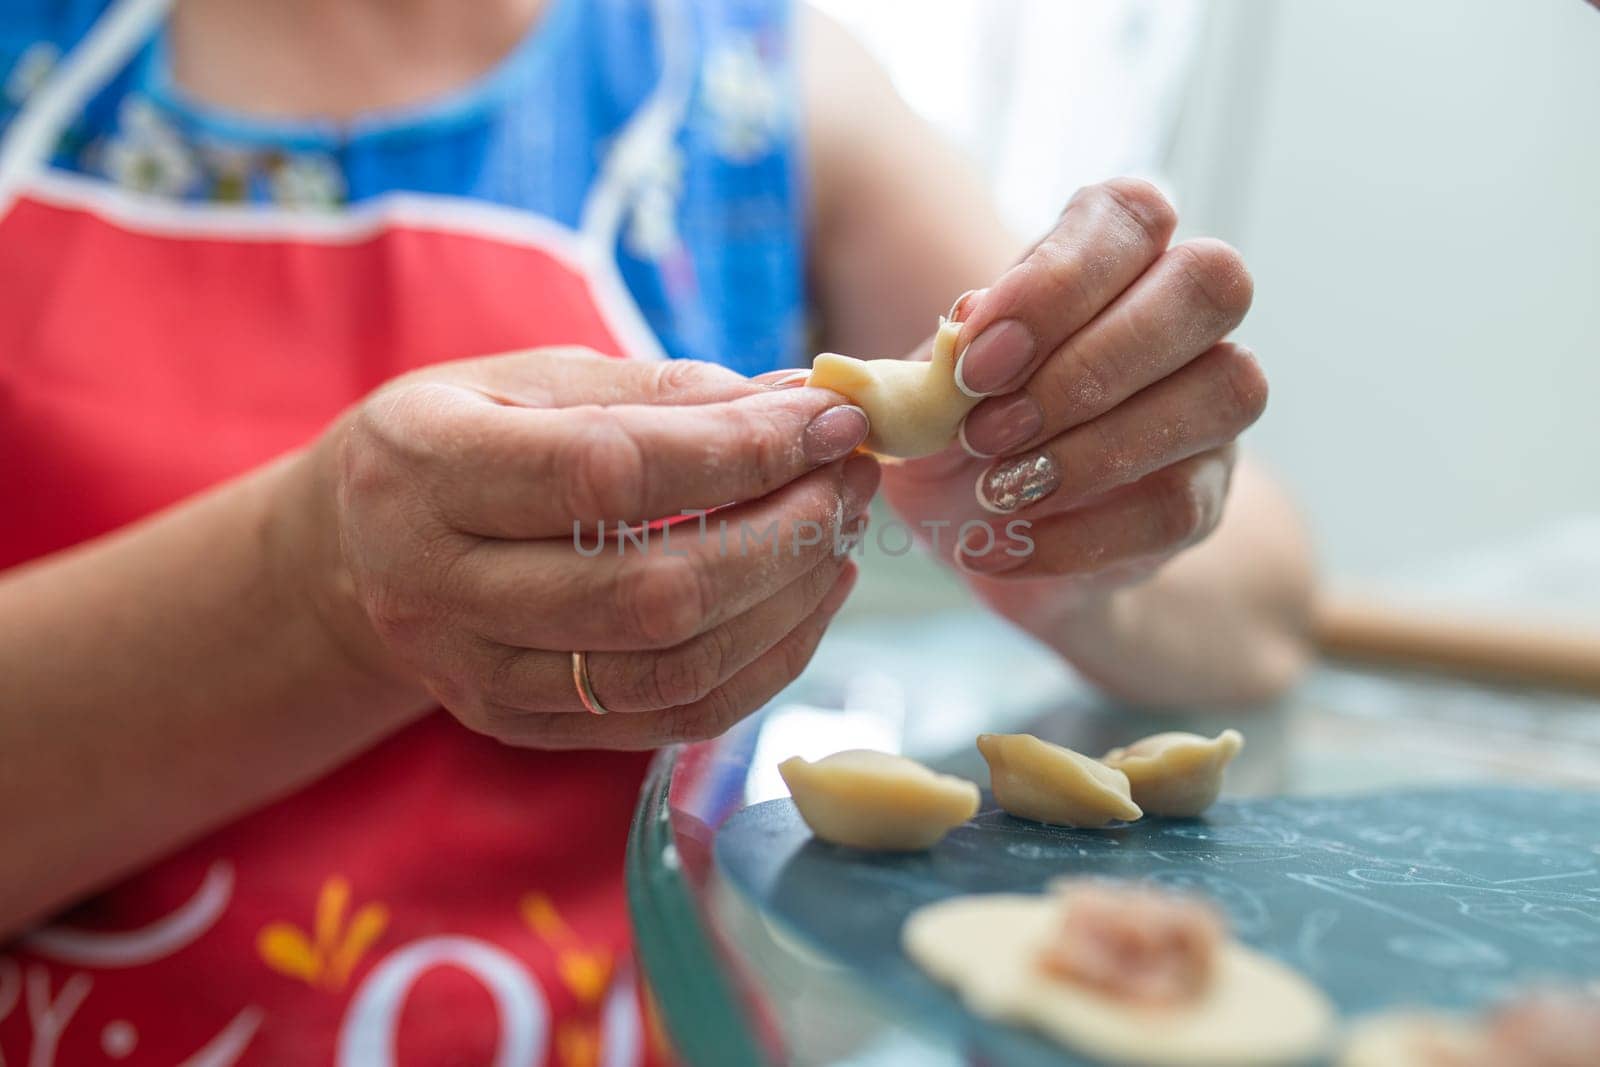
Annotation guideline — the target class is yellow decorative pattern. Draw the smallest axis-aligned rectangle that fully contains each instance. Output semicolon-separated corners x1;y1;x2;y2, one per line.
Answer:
519;893;614;1006
258;876;388;990
556;1021;601;1067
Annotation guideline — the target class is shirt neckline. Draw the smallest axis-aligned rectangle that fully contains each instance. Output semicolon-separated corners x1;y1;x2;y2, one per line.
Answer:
133;0;580;151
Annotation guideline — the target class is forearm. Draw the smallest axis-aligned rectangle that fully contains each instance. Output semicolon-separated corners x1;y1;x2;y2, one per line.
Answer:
1045;458;1317;707
802;6;1013;359
0;450;427;937
803;11;1315;705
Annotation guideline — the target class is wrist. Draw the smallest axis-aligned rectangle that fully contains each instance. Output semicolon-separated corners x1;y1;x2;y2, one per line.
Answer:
261;435;426;710
1027;570;1312;708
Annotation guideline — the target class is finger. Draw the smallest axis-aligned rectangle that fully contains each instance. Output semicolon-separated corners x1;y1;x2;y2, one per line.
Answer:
366;380;871;538
952;178;1178;398
893;438;983;485
488;563;857;750
425;347;760;407
476;552;857;715
447;454;880;651
961;239;1254;458
751;368;814;390
973;344;1267;516
955;448;1236;579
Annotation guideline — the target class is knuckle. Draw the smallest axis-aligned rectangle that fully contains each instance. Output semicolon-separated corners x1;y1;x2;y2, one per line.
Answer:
1218;347;1270;426
648;629;729;710
1099;177;1178;248
482;645;527;710
557;411;647;522
362;582;430;648
804;557;844;611
424;656;503;734
1055;345;1118;417
651;358;711;396
651;357;744;399
663;696;733;746
1172;239;1254;319
616;556;708;649
780;626;822;682
1023;238;1098;319
1080;422;1139;490
730;404;795;487
475;700;536;745
345;386;441;486
704;681;757;739
1151;470;1207;547
346;385;495;533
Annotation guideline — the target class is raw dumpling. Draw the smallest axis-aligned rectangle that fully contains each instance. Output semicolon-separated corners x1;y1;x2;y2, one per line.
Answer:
1102;729;1244;818
779;749;980;851
1338;1014;1481;1067
1340;991;1600;1067
808;316;979;459
902;883;1335;1067
977;733;1142;828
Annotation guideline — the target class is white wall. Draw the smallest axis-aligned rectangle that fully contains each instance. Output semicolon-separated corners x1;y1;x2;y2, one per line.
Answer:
1170;0;1600;581
824;0;1600;611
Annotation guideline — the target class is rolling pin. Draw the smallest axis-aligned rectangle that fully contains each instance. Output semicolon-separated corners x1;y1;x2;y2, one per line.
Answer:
1313;591;1600;696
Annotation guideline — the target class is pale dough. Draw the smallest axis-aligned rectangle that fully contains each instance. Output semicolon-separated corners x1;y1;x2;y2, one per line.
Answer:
779;749;980;851
903;892;1335;1067
1337;1014;1480;1067
978;733;1142;828
807;317;978;459
1340;992;1600;1067
1102;729;1245;818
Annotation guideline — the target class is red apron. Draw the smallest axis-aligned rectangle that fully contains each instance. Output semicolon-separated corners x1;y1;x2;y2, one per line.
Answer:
0;13;674;1066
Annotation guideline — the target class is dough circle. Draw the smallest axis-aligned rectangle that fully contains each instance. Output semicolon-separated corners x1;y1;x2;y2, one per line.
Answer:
1102;729;1244;818
1336;1014;1480;1067
779;749;980;851
978;733;1142;828
808;317;978;459
903;893;1335;1067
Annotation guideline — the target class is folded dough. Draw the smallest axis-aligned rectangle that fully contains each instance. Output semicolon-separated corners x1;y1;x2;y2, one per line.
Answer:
1101;729;1244;818
779;749;980;851
807;316;978;459
903;889;1334;1067
977;733;1142;828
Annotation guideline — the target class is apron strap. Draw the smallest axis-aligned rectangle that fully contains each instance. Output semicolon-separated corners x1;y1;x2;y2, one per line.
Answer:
577;0;695;252
0;0;172;215
573;0;693;363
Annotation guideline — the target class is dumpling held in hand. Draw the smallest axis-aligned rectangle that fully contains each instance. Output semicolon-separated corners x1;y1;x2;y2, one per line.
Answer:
808;316;979;459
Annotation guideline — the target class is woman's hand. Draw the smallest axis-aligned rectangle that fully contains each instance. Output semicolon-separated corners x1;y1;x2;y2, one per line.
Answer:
296;347;877;749
880;179;1301;701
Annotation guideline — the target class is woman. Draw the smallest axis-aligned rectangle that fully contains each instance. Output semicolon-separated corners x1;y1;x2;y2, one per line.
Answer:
0;0;1312;1062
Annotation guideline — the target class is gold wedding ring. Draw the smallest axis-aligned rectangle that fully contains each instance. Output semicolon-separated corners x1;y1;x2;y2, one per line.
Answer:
571;651;610;716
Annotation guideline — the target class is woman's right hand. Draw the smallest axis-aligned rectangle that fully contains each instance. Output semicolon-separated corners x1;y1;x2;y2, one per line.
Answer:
289;347;877;750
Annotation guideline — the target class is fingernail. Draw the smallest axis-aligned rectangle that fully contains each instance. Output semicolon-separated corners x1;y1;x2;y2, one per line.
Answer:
948;287;985;323
955;525;1027;575
976;452;1061;514
763;369;812;390
960;393;1043;457
954;319;1037;398
840;453;882;512
804;405;869;463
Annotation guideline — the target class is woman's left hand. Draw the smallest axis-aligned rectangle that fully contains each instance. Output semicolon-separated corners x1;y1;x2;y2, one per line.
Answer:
880;178;1267;624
